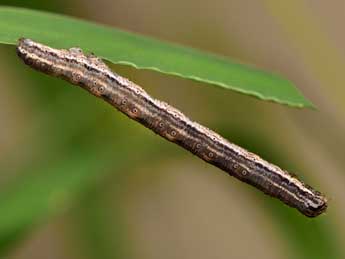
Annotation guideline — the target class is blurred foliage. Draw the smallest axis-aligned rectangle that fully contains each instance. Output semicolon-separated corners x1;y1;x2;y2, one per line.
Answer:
0;1;343;259
0;6;313;107
224;129;342;259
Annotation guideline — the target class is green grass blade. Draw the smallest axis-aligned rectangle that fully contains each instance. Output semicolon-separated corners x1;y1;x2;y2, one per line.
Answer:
0;138;155;255
0;151;109;253
0;6;313;108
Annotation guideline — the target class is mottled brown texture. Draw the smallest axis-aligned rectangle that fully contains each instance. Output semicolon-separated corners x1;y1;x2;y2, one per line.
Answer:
16;38;327;217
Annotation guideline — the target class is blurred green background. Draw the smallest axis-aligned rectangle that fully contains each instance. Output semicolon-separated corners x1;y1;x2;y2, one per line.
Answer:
0;0;344;259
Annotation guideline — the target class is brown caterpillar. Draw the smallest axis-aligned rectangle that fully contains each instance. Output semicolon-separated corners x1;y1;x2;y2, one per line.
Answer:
16;38;327;217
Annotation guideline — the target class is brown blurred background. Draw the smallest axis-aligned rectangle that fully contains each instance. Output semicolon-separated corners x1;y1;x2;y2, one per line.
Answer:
0;0;344;259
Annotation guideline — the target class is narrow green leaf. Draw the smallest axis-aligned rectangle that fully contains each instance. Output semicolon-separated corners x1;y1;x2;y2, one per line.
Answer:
0;6;313;107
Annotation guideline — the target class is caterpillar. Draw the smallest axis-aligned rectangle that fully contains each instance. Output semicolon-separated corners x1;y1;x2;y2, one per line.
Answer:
16;38;327;217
